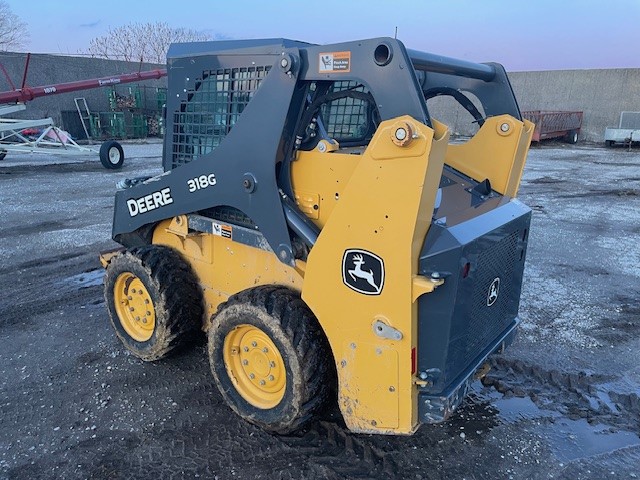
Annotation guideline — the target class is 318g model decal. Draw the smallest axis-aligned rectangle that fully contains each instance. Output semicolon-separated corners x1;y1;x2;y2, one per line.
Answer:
187;173;217;192
342;249;385;295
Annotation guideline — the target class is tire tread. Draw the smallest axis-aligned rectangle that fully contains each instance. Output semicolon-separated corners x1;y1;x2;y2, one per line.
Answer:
105;245;204;361
210;286;334;434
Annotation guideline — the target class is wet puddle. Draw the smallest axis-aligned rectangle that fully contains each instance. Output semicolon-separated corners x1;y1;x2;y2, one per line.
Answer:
540;418;639;463
60;269;104;290
480;387;640;462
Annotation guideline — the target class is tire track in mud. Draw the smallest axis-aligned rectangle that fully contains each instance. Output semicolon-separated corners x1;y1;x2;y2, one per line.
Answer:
0;251;103;330
483;356;640;433
278;420;398;479
0;251;86;275
0;161;109;177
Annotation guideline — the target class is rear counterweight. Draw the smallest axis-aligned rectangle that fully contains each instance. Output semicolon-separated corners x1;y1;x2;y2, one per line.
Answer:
416;199;531;422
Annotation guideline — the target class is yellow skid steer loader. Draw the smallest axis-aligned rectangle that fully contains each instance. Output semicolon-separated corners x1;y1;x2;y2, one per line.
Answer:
100;38;534;435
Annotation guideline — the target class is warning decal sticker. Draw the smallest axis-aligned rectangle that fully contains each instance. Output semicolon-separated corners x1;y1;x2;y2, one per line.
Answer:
319;51;351;73
212;222;233;239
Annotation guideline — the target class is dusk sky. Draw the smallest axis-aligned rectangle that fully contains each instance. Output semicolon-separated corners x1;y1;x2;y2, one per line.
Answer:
5;0;640;72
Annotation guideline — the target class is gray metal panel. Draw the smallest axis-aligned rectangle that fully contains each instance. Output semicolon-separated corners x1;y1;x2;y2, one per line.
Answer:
417;198;531;395
604;127;640;142
418;321;518;423
297;38;431;126
433;168;514;228
167;39;313;60
187;214;272;252
619;111;640;129
112;49;302;265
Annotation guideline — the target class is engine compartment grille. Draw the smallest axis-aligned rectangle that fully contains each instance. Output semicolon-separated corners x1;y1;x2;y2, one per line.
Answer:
464;231;520;365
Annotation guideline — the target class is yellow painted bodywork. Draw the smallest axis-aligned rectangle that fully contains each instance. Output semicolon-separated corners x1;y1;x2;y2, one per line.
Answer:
301;116;449;434
444;115;534;197
99;248;124;268
152;218;304;323
142;112;532;435
291;149;360;229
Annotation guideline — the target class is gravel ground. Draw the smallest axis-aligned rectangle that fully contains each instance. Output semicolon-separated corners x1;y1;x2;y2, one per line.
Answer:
0;140;639;479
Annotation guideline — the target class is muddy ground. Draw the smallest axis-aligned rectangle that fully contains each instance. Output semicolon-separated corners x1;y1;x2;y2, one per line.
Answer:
0;141;639;479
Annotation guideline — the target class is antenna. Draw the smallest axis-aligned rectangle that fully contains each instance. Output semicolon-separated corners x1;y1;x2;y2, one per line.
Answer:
394;26;398;39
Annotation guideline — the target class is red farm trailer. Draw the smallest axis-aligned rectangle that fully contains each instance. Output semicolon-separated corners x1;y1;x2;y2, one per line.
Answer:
522;111;583;144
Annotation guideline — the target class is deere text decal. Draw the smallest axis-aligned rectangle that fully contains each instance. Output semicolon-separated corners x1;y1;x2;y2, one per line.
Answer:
127;187;173;217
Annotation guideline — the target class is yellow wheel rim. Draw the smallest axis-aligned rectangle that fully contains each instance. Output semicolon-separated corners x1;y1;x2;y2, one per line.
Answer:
113;272;156;342
223;324;286;409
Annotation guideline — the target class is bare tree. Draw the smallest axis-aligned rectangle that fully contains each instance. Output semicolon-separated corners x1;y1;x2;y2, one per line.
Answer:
0;1;28;51
87;22;211;63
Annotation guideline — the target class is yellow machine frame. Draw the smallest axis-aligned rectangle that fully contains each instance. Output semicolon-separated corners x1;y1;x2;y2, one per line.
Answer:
141;114;533;434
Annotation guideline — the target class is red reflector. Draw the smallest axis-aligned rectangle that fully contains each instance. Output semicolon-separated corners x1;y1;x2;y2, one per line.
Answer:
411;347;416;375
462;262;471;278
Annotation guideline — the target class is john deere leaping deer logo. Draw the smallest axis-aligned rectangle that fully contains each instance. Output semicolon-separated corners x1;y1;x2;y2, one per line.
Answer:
342;249;385;295
487;277;500;307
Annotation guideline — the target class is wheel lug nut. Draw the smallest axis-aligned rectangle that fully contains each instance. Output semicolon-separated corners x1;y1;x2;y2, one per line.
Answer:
270;361;276;368
243;347;249;352
146;311;151;316
142;317;147;323
262;347;268;353
259;380;266;386
251;341;257;347
135;316;140;321
268;375;274;381
144;299;150;304
131;289;136;294
242;360;249;365
249;373;255;379
128;296;133;301
129;307;135;312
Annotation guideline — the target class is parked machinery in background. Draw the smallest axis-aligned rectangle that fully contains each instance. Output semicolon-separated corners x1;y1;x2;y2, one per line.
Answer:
0;55;166;168
605;111;640;147
522;110;582;144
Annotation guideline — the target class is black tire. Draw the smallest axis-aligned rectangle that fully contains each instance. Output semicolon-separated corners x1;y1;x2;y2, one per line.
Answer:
566;130;578;144
104;245;204;361
0;149;6;161
100;140;124;169
208;286;334;434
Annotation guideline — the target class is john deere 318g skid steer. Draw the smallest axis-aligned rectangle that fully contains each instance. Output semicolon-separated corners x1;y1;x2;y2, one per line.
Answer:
100;38;534;435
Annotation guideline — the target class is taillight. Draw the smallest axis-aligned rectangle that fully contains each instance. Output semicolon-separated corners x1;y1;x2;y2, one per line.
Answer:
462;262;471;278
411;347;416;374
